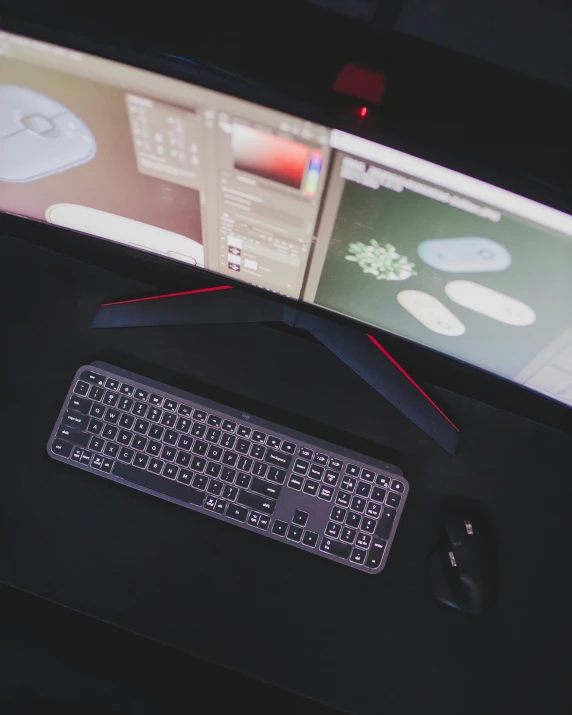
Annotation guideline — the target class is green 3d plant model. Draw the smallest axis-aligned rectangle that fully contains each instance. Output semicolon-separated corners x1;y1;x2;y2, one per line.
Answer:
345;239;417;280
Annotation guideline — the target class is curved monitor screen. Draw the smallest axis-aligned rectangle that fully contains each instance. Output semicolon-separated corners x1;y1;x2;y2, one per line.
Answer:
1;29;572;408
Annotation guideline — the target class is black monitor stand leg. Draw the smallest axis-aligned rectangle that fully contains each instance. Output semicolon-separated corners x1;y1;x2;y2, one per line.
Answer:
92;285;460;455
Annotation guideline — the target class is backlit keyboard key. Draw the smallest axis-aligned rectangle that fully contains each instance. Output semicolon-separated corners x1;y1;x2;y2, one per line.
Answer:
288;475;304;490
80;370;105;386
177;470;192;485
87;394;107;410
376;474;391;488
302;531;319;547
51;438;72;457
264;449;291;469
287;525;303;542
309;464;324;480
319;538;351;559
350;548;367;565
271;520;288;536
267;467;286;484
365;538;386;569
237;490;276;514
226;504;248;522
318;485;334;501
335;491;351;507
74;381;90;396
250;477;281;499
68;396;91;414
293;459;309;475
386;492;401;508
302;479;319;496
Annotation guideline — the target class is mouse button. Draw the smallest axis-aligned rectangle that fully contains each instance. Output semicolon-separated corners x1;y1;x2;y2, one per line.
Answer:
444;515;474;549
21;114;60;137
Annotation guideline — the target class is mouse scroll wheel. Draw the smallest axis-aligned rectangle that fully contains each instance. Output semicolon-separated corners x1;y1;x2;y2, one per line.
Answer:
21;114;61;137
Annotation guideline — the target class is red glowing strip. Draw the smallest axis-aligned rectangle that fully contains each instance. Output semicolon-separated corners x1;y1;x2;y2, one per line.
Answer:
101;285;233;307
366;333;460;432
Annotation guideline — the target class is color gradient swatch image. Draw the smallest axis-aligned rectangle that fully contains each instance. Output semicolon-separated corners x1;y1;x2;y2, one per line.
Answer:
232;124;310;189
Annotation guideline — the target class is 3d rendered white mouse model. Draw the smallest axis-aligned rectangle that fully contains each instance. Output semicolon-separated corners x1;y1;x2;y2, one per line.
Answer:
0;85;97;182
417;237;512;273
45;204;205;268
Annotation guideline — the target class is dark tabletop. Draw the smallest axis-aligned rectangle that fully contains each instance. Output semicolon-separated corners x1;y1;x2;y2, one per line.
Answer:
1;234;571;715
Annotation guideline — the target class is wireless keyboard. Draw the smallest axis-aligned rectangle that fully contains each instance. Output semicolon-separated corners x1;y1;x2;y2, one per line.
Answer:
47;363;408;573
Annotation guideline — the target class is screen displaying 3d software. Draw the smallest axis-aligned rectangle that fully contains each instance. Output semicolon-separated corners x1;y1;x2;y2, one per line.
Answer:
1;29;572;407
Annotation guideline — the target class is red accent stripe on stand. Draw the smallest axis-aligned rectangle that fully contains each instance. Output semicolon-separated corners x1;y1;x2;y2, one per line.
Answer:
366;333;460;432
101;285;233;307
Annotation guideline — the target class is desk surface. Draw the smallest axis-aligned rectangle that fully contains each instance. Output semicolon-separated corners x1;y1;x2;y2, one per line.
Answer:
2;235;571;715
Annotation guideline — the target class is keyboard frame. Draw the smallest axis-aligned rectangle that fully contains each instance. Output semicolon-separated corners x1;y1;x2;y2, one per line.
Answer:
47;362;409;574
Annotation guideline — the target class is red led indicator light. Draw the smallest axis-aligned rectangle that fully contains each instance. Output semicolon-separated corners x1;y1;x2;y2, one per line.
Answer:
358;106;368;118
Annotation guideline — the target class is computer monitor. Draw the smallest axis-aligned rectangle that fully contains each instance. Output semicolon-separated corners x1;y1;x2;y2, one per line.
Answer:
1;28;572;410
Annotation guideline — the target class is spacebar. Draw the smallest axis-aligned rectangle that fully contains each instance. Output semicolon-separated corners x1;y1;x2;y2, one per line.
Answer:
113;462;205;507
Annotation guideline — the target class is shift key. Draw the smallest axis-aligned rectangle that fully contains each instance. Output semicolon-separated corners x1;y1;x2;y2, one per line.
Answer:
237;489;276;514
57;425;90;447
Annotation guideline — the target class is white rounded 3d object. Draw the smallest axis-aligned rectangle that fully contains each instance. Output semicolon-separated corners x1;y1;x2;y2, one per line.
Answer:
0;85;97;182
445;281;536;326
397;290;466;336
45;204;205;267
417;237;512;273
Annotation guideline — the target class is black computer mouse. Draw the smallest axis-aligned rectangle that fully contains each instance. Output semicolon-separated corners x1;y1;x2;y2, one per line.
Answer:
429;506;497;615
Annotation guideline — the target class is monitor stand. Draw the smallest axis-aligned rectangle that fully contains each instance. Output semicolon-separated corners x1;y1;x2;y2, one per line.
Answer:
91;285;460;455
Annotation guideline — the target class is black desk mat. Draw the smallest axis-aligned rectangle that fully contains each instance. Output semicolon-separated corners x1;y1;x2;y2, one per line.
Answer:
2;235;571;715
0;583;344;714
